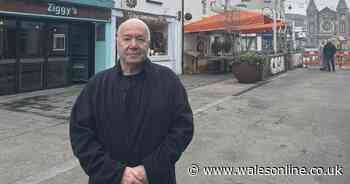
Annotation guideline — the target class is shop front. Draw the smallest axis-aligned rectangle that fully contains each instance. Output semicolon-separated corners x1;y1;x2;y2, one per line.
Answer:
0;0;112;95
114;9;182;74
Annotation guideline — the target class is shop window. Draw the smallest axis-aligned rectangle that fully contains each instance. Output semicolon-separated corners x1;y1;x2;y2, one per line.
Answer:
53;34;65;51
241;37;257;51
149;23;168;56
118;17;168;57
262;39;273;52
210;36;223;56
0;18;16;60
49;24;68;56
19;21;44;57
96;23;105;41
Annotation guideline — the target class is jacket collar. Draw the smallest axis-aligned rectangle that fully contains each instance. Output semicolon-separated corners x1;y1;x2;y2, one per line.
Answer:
115;58;152;76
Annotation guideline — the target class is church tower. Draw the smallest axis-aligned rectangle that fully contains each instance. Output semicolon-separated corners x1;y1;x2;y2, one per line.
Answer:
336;0;349;43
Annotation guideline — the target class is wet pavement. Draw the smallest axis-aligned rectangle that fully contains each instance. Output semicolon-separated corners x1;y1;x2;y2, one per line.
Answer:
0;73;233;120
1;68;350;184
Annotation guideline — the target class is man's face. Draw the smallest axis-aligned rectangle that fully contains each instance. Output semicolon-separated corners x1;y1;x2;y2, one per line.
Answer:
117;21;149;64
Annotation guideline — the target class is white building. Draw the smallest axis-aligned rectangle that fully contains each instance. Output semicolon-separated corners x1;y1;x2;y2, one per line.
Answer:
111;0;183;74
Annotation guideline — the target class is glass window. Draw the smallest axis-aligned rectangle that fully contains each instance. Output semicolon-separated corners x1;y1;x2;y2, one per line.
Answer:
262;39;273;52
309;23;314;33
0;18;16;60
53;34;65;51
149;22;168;56
19;21;44;57
117;17;169;57
48;24;68;56
210;36;223;56
340;22;346;33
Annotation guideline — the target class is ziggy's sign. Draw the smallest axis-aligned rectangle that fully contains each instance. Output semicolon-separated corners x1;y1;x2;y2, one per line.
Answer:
47;3;78;17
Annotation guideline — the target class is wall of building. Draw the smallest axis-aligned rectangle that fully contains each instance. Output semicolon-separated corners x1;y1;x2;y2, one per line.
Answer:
95;20;116;73
306;0;350;48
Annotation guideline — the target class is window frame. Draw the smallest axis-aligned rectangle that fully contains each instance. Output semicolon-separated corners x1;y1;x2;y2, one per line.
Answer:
340;21;346;33
52;33;66;52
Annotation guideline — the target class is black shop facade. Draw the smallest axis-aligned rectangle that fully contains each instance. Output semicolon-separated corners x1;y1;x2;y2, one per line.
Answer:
0;0;111;95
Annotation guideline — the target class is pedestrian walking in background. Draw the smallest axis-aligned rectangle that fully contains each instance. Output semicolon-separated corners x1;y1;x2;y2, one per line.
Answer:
319;41;327;70
70;18;194;184
323;41;337;72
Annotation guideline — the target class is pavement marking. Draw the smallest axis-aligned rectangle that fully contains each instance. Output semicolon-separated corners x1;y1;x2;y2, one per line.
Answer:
14;159;80;184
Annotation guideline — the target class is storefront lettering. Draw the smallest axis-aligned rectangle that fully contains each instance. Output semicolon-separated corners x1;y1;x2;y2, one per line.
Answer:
48;3;78;17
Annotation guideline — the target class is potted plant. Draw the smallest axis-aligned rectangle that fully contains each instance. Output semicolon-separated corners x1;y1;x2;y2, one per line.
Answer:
231;51;268;83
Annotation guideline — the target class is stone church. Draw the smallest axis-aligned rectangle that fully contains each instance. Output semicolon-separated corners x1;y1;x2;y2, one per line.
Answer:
306;0;350;49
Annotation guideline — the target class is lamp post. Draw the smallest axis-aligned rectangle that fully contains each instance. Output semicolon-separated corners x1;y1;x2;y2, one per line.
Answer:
262;7;275;53
262;0;278;54
273;0;277;54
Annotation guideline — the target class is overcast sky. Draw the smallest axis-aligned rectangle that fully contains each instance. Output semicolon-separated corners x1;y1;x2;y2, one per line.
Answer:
285;0;350;15
209;0;348;15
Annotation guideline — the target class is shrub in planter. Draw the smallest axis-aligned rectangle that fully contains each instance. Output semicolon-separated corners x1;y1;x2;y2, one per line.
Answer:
231;52;267;83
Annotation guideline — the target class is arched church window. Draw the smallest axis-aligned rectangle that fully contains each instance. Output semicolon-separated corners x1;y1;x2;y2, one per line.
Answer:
309;23;315;33
340;21;346;33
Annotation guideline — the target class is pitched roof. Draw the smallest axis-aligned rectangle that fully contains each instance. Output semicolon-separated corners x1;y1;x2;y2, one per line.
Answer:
311;0;349;12
337;0;349;10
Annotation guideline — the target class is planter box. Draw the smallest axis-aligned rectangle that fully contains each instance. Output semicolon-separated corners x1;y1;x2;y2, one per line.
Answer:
231;62;264;83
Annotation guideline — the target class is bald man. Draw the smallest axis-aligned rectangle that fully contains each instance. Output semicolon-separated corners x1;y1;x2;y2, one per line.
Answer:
70;18;194;184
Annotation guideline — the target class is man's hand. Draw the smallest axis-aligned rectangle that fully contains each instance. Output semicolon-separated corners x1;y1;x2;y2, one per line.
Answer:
132;165;148;184
121;167;143;184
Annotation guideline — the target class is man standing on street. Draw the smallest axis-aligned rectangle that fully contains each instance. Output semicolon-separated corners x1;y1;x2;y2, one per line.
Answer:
70;18;194;184
323;41;337;72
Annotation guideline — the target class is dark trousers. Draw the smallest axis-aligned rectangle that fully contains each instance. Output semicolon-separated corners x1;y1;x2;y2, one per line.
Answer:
326;57;335;71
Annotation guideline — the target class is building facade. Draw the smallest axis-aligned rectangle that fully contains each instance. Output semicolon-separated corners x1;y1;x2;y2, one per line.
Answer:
306;0;350;48
183;0;287;60
0;0;114;95
112;0;183;74
285;13;307;50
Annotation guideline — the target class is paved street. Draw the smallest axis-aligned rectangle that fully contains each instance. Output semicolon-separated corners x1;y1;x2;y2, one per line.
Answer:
1;69;350;184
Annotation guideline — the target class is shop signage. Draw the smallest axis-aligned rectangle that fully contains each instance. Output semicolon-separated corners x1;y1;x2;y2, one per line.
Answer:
47;3;78;17
0;1;111;21
122;10;166;23
270;56;285;74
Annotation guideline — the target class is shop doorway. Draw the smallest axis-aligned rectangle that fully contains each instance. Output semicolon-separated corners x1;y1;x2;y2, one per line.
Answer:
70;23;94;82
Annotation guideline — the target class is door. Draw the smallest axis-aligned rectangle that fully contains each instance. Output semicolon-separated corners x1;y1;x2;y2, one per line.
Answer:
70;23;93;82
46;23;69;88
18;21;45;92
0;17;17;95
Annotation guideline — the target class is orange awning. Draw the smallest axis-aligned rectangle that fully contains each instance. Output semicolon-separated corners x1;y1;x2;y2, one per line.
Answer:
184;10;285;33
